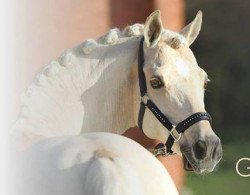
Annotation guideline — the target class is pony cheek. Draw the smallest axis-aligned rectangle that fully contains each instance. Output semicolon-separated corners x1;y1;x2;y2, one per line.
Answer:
141;110;168;142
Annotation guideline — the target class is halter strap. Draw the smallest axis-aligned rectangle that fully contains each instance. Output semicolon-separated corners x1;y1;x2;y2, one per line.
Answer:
137;37;212;156
138;37;147;97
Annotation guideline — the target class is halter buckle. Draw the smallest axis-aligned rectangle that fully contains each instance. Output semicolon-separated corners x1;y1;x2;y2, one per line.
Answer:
170;128;182;142
151;145;169;157
141;94;149;104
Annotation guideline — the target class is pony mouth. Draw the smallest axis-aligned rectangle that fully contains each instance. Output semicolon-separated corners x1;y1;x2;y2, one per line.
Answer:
183;154;211;173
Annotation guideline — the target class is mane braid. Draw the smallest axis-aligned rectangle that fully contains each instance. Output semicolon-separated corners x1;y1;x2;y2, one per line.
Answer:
11;23;186;145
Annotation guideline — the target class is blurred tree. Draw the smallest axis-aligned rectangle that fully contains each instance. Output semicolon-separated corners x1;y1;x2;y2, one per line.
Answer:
186;0;250;140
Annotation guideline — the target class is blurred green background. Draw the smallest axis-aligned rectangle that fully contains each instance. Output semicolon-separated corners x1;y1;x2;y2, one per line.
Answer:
184;1;250;194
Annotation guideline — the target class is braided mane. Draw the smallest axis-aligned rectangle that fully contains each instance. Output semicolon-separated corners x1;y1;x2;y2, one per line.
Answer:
12;23;185;145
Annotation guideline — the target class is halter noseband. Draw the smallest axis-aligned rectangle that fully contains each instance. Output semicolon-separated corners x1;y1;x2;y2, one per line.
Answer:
137;37;212;156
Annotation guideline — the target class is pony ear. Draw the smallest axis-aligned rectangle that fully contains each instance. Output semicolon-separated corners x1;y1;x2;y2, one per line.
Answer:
180;11;203;46
144;10;163;48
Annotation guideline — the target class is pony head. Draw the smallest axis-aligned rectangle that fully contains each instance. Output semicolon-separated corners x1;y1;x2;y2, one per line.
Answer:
139;11;222;173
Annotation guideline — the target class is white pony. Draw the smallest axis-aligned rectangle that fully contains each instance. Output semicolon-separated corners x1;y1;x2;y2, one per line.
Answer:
11;10;222;195
12;133;178;195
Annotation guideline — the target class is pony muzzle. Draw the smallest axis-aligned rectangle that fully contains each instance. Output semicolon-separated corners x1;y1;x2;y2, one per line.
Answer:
181;135;223;173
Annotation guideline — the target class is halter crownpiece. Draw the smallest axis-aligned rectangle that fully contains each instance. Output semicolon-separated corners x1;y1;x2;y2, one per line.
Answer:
137;37;212;156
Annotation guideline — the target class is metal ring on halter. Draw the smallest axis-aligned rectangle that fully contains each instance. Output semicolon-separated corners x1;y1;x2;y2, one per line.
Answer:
141;94;149;104
170;128;182;142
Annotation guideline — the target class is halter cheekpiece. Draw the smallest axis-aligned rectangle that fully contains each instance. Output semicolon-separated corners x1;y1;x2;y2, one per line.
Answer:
137;37;212;156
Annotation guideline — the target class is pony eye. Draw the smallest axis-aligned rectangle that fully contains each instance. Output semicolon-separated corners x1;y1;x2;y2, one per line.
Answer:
150;76;164;89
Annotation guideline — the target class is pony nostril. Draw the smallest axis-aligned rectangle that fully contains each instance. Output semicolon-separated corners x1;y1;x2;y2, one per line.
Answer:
193;140;207;160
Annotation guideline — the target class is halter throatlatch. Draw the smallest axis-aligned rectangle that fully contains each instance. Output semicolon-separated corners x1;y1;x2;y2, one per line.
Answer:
137;37;212;156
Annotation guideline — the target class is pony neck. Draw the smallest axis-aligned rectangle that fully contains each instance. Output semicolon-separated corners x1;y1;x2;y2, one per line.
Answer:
12;35;142;143
80;37;141;134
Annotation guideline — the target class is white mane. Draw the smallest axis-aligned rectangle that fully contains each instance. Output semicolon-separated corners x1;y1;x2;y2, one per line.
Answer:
82;24;185;54
11;23;185;147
